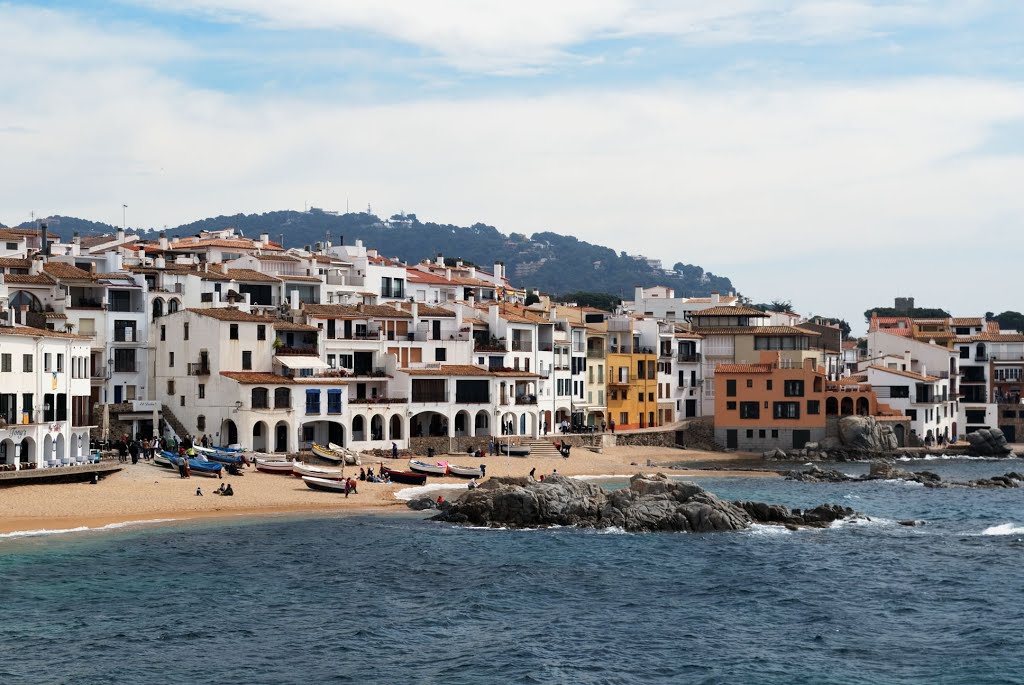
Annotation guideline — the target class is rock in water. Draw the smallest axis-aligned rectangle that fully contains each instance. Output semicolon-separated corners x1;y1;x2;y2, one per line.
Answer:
838;416;899;453
965;428;1014;456
433;473;858;533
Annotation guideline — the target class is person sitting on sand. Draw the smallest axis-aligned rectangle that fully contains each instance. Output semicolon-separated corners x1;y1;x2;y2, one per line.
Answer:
359;467;366;481
223;484;233;496
196;487;203;496
213;483;225;495
467;478;478;490
436;495;444;506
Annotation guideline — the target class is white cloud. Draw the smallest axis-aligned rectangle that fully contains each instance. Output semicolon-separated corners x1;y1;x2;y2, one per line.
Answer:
133;0;1003;72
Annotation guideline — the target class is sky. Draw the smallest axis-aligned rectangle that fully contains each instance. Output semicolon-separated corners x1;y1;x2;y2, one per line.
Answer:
2;1;1023;331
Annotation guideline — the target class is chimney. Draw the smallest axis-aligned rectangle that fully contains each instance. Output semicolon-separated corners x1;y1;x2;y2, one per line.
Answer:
72;231;81;246
159;231;169;250
116;227;125;243
468;293;475;308
455;303;463;331
436;253;444;267
493;262;503;281
489;304;499;331
289;290;299;311
711;292;720;305
155;256;166;269
455;260;463;269
634;286;644;303
445;268;451;281
411;300;419;322
904;350;911;371
921;363;927;379
40;222;49;257
259;232;269;247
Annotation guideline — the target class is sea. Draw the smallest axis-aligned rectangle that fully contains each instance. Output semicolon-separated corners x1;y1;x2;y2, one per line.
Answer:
2;458;1023;685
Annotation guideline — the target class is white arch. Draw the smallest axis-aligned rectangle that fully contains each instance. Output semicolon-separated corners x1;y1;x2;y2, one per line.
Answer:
55;433;66;461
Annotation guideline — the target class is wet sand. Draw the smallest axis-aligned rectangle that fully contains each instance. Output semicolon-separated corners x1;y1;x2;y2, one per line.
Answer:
0;446;774;535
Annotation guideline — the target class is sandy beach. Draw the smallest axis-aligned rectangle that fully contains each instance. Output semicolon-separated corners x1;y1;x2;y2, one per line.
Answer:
0;446;774;535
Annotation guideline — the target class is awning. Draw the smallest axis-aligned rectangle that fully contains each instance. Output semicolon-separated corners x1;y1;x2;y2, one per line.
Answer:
274;355;329;370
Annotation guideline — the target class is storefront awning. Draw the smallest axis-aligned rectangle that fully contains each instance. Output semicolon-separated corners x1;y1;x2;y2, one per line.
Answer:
274;355;329;370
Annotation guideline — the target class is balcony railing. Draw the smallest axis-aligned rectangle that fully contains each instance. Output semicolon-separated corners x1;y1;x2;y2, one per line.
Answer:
587;348;605;358
411;392;449;403
188;363;210;376
514;395;538;405
538;342;553;352
677;352;701;363
276;346;319;356
976;354;989;362
475;340;507;352
511;340;533;352
112;363;137;374
349;396;409;405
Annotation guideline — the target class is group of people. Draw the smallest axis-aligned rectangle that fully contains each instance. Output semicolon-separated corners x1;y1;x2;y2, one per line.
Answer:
115;434;162;464
196;483;234;496
528;467;557;481
357;466;391;484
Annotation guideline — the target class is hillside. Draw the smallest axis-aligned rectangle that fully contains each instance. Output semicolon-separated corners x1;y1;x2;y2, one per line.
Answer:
17;209;734;299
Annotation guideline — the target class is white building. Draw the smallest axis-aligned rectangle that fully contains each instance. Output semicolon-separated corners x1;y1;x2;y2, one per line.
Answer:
622;286;738;322
862;365;956;444
0;324;94;468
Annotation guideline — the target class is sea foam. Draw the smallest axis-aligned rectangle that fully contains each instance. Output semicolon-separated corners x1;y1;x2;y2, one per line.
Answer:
0;518;179;540
395;482;468;500
981;523;1024;536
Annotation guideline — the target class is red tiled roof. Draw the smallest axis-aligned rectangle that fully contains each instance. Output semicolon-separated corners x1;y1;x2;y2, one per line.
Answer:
226;268;280;283
2;273;54;284
220;371;347;385
692;305;767;317
0;324;91;340
303;303;412;319
0;257;30;268
400;364;538;377
715;363;774;374
866;365;939;382
277;274;322;282
186;307;275;323
43;262;94;280
273;321;318;332
951;317;983;326
690;326;820;336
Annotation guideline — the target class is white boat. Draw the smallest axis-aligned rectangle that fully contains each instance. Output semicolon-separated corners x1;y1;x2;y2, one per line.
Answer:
447;463;483;478
292;461;345;480
255;459;296;475
408;460;448;476
302;476;348;493
329;443;361;466
311;443;344;462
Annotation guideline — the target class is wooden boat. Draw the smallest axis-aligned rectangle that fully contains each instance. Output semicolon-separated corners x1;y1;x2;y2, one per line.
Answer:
381;466;427;486
154;453;175;469
255;459;296;475
193;445;244;464
311;443;345;463
159;451;223;477
329;443;361;466
446;463;483;478
292;461;345;480
302;476;348;493
499;444;531;457
409;460;448;476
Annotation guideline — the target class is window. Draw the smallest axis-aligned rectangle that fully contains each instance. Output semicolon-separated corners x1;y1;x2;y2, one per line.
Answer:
1;354;10;372
198;384;205;399
44;353;52;372
784;380;804;397
746;379;753;388
56;354;64;373
891;386;910;398
327;354;336;368
773;402;800;419
648;392;654;402
766;380;773;391
197;415;206;431
727;401;737;410
435;348;447;362
113;349;136;373
257;325;266;341
906;409;918;421
180;395;185;407
726;379;737;397
339;354;353;369
251;387;269;409
327;389;343;414
23;354;32;372
242;351;252;370
807;400;820;415
184;323;189;341
160;325;166;341
230;324;239;340
305;389;321;414
274;388;291;409
759;430;766;438
740;402;760;419
959;346;969;359
619;412;628;426
169;351;174;368
167;380;175;395
746;429;754;439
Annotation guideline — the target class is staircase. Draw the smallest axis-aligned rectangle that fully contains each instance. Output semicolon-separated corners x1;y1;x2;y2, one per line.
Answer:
516;439;564;458
160;404;190;441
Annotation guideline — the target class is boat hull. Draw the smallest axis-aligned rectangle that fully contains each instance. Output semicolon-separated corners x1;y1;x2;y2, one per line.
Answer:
409;460;448;476
255;459;296;474
292;462;345;480
311;443;344;463
381;467;427;485
499;446;531;457
447;464;483;478
302;476;348;492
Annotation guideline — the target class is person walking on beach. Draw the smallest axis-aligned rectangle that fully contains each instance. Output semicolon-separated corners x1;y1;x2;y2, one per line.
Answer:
609;419;615;434
479;463;486;478
601;421;606;433
529;467;536;480
392;442;398;459
177;456;187;479
489;437;496;456
344;479;351;498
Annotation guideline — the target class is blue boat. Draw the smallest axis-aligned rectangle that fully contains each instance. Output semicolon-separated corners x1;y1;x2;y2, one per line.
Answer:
193;445;244;464
159;451;224;477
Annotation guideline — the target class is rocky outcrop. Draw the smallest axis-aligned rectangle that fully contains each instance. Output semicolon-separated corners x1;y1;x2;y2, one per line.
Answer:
965;428;1014;456
432;473;859;532
785;462;1024;489
838;416;900;453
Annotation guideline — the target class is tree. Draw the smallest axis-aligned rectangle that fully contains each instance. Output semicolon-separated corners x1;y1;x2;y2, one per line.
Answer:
768;300;792;313
994;311;1024;332
557;291;621;311
810;316;852;340
863;306;950;323
524;292;540;306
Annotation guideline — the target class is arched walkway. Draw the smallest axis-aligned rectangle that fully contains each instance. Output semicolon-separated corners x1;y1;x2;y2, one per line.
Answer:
222;419;238;446
894;424;905;447
19;437;35;466
826;397;839;416
252;421;269;452
301;420;345;448
474;410;491;437
411;411;448;437
0;438;15;466
55;433;66;461
152;297;164;320
69;433;81;459
840;397;854;416
352;415;366;442
389;415;403;441
856;397;870;416
43;434;53;465
168;298;180;314
274;421;289;453
501;411;518;436
454;409;473;437
369;415;384;441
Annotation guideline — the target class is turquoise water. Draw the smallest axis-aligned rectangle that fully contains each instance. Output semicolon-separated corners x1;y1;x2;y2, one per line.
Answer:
2;459;1023;684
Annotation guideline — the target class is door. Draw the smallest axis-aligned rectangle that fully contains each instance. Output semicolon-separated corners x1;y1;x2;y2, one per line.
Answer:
432;320;441;340
1001;425;1016;443
114;385;123;404
793;430;811;449
726;429;738;449
354;352;373;376
275;424;288;452
685;400;697;418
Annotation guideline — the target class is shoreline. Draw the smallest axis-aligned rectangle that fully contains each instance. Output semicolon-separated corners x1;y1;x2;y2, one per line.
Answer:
0;446;771;537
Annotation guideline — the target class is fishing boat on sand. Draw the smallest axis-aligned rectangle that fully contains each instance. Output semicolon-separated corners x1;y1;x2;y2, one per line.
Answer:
409;460;448;476
381;466;427;486
446;463;483;478
499;444;531;457
193;445;245;464
312;443;361;465
292;461;344;480
302;476;349;493
255;458;296;475
157;451;223;477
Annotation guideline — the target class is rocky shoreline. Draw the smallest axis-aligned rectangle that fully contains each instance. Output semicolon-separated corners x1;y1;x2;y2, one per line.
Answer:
426;473;860;532
786;462;1024;489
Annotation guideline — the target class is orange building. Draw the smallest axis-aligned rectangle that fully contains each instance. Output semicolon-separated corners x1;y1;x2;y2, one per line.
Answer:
713;351;828;451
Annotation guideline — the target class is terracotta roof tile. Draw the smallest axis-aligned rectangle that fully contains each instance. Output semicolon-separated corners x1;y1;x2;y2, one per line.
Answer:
2;273;54;284
0;324;90;340
303;303;412;319
276;274;322;282
273;321;318;332
226;268;280;283
0;257;30;268
187;307;276;323
866;365;939;382
692;305;768;317
220;371;347;385
715;363;774;374
400;364;538;377
43;262;93;280
952;317;983;326
690;326;819;336
401;302;455;317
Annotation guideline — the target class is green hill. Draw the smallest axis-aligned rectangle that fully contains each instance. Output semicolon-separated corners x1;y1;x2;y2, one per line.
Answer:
18;209;734;299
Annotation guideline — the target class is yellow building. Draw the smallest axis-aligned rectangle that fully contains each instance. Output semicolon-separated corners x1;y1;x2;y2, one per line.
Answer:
606;316;661;430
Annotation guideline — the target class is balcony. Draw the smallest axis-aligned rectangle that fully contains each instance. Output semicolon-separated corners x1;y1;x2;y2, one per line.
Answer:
976;354;989;362
587;347;605;358
677;352;701;363
188;363;210;376
411;392;449;403
112;363;137;374
514;395;538;405
475;339;507;352
276;346;319;356
511;340;533;352
538;342;553;352
349;396;409;405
